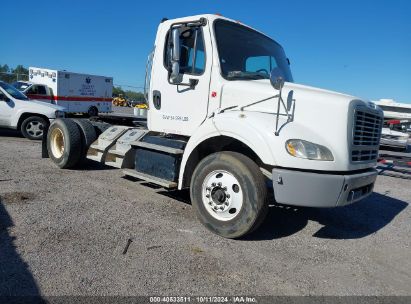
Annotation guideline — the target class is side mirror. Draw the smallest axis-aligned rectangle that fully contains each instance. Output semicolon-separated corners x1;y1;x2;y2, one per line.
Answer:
169;28;181;84
270;68;285;91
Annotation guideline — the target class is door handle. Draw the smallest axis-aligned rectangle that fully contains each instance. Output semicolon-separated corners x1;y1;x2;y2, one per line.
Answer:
153;90;161;110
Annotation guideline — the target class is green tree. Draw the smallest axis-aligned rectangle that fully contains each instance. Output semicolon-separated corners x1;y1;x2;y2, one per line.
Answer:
113;86;126;97
12;65;29;81
0;64;29;82
125;90;145;101
0;64;13;83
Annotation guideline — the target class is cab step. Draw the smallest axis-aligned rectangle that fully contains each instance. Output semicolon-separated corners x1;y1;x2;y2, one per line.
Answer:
123;169;177;189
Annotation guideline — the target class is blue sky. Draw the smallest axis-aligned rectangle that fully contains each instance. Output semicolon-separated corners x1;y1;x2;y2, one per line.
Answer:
2;0;410;102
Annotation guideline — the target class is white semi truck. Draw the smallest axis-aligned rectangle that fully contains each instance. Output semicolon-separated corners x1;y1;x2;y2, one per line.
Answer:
43;14;383;238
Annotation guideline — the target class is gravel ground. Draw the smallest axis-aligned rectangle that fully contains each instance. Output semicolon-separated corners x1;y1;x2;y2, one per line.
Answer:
0;129;410;297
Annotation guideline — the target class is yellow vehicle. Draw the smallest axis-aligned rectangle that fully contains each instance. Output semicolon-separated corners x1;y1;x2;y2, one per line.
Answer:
112;94;127;107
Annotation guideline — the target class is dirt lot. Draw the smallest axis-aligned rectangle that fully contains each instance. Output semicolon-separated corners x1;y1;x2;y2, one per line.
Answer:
0;129;410;296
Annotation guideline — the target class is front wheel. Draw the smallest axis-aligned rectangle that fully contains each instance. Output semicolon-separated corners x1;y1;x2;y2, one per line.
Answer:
21;116;47;140
190;151;268;239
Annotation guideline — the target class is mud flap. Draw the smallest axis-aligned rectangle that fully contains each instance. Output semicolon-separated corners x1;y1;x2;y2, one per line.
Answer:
41;124;49;158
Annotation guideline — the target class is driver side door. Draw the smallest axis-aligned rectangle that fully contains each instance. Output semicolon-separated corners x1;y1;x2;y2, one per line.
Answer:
148;21;212;136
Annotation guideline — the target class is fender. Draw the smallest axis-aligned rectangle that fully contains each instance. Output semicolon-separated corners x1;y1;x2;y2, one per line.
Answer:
11;110;51;129
178;112;278;189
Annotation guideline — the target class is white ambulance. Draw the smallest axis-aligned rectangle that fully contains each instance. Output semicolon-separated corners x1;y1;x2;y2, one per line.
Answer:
25;67;113;116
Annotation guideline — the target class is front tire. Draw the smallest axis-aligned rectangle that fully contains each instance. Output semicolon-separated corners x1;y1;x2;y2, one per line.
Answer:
21;116;47;140
190;152;268;239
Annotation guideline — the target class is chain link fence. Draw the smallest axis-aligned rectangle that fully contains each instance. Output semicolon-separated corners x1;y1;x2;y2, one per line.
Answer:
0;72;29;83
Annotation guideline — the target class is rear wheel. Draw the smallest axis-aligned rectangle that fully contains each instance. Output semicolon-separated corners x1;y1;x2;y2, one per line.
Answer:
47;118;83;168
72;119;97;164
190;151;268;239
21;116;47;140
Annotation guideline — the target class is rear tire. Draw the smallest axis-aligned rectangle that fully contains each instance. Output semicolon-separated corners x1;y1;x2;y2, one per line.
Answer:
190;151;268;239
21;116;47;140
72;119;97;164
47;118;83;168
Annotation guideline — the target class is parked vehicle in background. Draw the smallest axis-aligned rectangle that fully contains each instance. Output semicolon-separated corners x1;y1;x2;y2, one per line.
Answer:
0;81;66;140
374;99;411;120
384;119;411;135
380;127;409;151
13;81;53;103
112;94;128;107
44;14;384;238
25;67;113;116
12;81;32;91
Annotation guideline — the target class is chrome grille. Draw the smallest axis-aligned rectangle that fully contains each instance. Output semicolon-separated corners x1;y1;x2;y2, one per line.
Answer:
351;107;382;162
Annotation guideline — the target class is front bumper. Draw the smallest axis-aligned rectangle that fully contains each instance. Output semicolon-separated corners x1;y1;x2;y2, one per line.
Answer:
272;168;378;208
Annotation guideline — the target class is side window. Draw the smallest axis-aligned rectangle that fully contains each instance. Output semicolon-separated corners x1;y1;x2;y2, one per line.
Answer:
37;85;47;95
164;27;206;75
245;56;278;74
26;85;38;94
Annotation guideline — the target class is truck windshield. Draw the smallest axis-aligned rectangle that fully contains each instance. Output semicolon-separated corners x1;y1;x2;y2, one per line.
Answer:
0;82;29;100
214;19;293;82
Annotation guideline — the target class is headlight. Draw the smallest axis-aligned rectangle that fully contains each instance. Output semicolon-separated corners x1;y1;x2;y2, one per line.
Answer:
286;139;334;161
55;110;65;118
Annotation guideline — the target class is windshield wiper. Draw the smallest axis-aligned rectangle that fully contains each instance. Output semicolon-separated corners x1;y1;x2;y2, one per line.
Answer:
226;71;268;80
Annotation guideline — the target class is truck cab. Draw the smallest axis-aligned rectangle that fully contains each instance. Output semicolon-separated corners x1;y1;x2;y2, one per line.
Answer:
13;81;53;104
45;14;384;238
24;83;53;103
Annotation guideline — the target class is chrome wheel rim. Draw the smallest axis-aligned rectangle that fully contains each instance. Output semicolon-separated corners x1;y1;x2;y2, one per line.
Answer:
202;170;243;221
26;120;44;137
50;128;65;158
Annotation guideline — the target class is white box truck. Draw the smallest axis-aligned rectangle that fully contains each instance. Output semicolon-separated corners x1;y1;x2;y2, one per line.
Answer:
25;67;113;116
43;14;384;238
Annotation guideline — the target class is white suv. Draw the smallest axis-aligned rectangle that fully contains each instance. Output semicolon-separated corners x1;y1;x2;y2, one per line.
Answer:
0;81;66;140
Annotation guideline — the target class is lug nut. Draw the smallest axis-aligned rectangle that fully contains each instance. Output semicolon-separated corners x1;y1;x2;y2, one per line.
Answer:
212;183;216;186
218;182;222;186
213;206;218;210
206;194;210;198
220;206;224;210
223;186;227;191
225;202;229;206
226;194;230;199
209;202;213;205
206;187;211;191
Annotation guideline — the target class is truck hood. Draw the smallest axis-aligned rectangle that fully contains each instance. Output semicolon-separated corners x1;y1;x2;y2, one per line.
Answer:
218;79;383;172
220;79;358;113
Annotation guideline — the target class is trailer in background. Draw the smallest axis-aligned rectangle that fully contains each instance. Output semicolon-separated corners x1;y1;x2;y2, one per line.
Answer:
27;67;113;116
